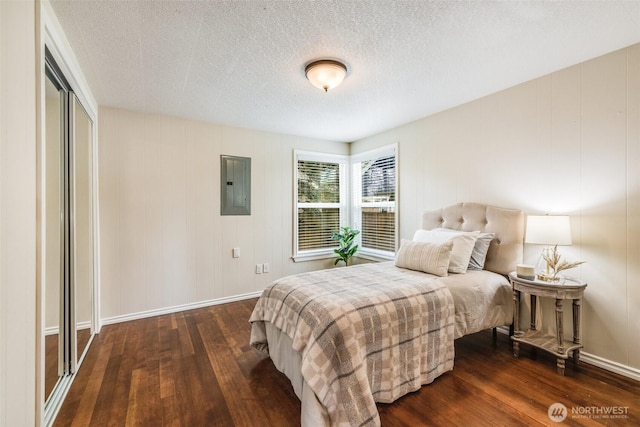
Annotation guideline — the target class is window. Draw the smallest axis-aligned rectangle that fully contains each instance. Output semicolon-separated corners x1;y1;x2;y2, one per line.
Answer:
351;145;397;260
293;151;348;261
293;146;396;263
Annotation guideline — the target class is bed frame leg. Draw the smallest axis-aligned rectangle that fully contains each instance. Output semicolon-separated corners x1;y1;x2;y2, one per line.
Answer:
492;327;497;340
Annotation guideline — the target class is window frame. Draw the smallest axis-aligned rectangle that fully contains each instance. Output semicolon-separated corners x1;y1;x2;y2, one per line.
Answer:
350;144;398;262
292;150;349;262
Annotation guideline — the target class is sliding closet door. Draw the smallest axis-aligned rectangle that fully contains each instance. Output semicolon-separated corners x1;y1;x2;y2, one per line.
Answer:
43;52;96;424
71;94;94;368
44;73;65;402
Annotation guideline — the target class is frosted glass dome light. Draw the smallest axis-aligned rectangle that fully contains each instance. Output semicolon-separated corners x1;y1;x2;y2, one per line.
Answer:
305;60;348;92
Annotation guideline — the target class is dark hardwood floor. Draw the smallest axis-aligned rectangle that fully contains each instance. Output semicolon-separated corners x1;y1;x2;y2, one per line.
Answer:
54;298;639;426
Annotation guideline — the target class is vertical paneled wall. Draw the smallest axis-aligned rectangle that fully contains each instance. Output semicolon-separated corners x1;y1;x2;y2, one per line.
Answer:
352;43;640;371
98;108;348;321
0;1;38;425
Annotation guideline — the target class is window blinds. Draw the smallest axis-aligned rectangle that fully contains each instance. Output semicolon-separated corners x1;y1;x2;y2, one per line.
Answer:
352;149;396;255
297;160;341;251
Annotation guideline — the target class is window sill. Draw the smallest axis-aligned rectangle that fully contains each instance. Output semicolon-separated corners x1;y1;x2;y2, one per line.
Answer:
292;251;395;264
292;252;335;263
355;251;395;263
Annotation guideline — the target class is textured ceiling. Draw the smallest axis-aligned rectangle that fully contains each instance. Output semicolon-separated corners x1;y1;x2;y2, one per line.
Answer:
50;0;640;143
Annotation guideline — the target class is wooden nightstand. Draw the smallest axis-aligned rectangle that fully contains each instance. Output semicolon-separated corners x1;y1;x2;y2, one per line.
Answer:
509;271;587;375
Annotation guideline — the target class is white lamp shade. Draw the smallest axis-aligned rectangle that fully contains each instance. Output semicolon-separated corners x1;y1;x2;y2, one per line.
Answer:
525;215;572;245
524;215;571;245
305;60;347;92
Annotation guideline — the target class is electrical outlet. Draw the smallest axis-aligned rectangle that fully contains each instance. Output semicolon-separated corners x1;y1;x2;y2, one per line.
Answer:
255;264;263;274
263;263;270;273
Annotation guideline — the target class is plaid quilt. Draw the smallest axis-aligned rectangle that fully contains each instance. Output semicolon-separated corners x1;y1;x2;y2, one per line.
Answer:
249;262;455;427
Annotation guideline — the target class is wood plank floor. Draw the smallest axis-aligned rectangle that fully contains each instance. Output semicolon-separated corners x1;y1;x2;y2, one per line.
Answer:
55;298;639;426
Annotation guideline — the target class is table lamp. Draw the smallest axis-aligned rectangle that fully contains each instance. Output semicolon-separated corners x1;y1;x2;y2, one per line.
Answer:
525;215;576;281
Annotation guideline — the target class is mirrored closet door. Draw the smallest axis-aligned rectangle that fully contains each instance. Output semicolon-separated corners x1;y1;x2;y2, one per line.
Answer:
44;69;64;403
43;50;96;421
71;93;94;370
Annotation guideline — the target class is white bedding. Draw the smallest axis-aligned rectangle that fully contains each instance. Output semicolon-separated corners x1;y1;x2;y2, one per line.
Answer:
437;268;513;338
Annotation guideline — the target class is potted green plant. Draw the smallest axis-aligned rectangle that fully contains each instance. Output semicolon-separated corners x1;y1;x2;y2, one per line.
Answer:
330;226;360;266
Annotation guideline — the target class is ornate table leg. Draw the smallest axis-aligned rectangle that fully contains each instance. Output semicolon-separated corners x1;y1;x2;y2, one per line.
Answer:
573;298;582;366
556;299;565;375
530;294;537;330
513;287;520;357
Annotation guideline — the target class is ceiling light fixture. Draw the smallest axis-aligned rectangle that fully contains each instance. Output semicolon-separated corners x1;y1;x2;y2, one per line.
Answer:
305;59;347;92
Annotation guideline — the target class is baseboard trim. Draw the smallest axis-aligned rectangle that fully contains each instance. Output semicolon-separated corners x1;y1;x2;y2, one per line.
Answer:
100;291;263;326
45;321;91;336
580;351;640;381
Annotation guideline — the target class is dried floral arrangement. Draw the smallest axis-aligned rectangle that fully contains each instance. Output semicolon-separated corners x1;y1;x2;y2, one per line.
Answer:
539;245;585;281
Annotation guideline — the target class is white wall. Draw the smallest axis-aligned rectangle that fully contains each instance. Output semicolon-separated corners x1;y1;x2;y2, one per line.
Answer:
98;108;349;321
0;1;38;425
352;43;640;373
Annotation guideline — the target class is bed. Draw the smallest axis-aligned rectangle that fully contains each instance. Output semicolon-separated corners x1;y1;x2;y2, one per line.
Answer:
249;202;524;426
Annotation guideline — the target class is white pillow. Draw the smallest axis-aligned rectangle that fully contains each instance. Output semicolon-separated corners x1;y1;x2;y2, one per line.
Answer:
395;239;452;277
413;229;479;274
433;228;495;271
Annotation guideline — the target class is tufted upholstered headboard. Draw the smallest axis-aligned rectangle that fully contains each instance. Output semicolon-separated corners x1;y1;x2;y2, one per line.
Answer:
421;202;525;276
